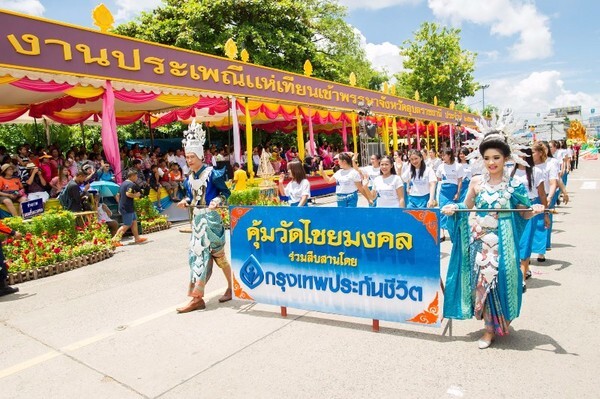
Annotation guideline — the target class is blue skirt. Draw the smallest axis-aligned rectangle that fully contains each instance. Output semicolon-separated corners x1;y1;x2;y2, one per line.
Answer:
290;202;308;207
408;194;430;208
458;178;470;202
336;191;358;207
438;183;458;230
519;197;540;260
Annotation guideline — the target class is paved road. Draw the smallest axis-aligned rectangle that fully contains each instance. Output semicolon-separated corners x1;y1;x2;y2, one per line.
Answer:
1;160;599;398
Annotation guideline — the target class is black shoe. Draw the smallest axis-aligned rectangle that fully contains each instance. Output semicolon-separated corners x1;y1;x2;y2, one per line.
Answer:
0;285;19;297
522;282;527;293
537;255;546;262
526;270;532;280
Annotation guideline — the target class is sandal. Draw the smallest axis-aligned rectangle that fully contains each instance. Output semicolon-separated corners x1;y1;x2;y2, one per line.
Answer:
537;255;546;262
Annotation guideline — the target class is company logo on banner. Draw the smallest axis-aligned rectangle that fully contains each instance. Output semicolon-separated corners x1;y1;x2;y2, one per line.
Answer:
230;206;442;326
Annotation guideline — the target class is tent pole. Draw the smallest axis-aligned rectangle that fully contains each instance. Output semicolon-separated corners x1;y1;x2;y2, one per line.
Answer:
80;122;86;149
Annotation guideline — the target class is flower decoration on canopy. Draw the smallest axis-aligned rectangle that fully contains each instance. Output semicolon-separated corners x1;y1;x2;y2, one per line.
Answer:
463;109;530;170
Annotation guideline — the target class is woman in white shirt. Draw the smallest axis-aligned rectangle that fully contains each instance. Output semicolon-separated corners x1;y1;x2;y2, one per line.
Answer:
436;149;464;235
320;152;372;207
360;154;381;189
457;147;472;202
511;148;548;292
532;141;560;262
370;155;405;208
402;150;437;208
278;161;310;207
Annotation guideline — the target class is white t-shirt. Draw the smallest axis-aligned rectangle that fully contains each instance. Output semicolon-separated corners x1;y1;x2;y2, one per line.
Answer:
460;162;473;180
333;168;361;194
402;166;436;197
426;158;441;172
512;168;544;199
176;155;189;175
373;175;403;207
436;162;465;185
360;165;380;186
535;159;560;193
284;179;311;204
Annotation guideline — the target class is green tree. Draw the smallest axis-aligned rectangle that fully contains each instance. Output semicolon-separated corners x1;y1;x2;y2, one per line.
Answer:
114;0;380;88
395;22;478;107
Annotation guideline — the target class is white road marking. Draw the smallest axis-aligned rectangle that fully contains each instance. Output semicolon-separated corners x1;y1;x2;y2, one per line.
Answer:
581;181;597;190
0;287;227;380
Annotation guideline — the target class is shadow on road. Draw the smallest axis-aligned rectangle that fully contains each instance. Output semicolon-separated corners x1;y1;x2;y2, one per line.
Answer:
0;291;37;303
465;329;579;356
526;278;562;290
532;258;572;271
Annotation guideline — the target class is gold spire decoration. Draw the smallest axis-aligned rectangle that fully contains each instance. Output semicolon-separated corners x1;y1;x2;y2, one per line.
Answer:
449;101;455;110
414;90;420;101
92;4;114;33
303;60;313;77
390;86;396;96
434;96;438;106
383;82;389;94
349;72;357;87
240;49;250;63
224;38;238;60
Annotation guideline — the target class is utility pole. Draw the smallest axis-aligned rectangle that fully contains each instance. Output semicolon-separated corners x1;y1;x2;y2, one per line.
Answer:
480;84;490;114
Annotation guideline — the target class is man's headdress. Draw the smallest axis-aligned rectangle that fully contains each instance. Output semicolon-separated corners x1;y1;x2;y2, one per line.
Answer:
182;119;206;160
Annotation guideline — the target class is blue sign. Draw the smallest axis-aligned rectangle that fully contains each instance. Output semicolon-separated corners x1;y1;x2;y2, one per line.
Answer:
230;206;442;326
20;198;44;219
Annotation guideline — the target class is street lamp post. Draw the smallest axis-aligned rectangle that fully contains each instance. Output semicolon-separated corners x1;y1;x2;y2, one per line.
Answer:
480;84;490;114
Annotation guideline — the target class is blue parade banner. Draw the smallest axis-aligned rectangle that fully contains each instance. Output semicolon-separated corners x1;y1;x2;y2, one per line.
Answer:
230;206;442;326
20;198;44;219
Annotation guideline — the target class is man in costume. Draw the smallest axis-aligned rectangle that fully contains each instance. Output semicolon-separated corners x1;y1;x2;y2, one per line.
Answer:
176;120;232;313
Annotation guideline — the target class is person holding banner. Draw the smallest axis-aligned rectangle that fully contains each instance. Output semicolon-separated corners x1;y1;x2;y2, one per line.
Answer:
319;152;372;207
370;156;405;208
442;130;545;349
278;161;310;207
176;120;232;314
402;150;437;208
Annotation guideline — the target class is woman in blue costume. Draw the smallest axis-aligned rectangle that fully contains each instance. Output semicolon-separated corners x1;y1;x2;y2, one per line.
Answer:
176;121;232;314
442;132;545;349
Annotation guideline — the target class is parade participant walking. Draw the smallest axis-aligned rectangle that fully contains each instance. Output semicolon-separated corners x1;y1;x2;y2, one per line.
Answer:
176;121;232;313
457;147;472;202
402;150;437;208
0;220;22;297
319;152;372;207
442;129;545;349
278;161;310;207
511;148;548;292
111;169;147;246
370;155;405;208
436;149;464;238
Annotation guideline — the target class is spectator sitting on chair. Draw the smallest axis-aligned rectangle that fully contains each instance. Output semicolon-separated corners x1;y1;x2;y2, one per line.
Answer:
49;165;71;198
23;163;50;203
112;169;147;247
96;161;116;182
97;200;118;236
61;170;89;212
0;164;27;216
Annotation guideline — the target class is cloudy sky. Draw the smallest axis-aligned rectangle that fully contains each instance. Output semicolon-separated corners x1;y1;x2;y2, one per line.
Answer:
1;0;598;123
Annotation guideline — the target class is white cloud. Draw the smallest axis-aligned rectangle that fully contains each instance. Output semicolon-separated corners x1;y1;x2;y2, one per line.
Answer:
482;71;599;119
339;0;421;10
113;0;162;21
355;28;406;77
427;0;553;61
0;0;45;16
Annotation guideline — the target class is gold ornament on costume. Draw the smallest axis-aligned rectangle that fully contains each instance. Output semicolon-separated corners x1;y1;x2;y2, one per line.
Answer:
92;4;114;33
349;72;356;87
225;38;238;60
240;49;250;63
303;60;313;77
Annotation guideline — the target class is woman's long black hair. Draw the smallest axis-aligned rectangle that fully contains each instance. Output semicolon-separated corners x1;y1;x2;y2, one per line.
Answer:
511;147;534;191
408;149;426;180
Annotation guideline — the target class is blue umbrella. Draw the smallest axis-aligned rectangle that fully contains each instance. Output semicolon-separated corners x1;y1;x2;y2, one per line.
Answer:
90;181;120;197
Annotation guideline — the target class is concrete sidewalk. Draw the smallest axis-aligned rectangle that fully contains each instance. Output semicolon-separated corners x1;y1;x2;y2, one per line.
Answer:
1;160;599;398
